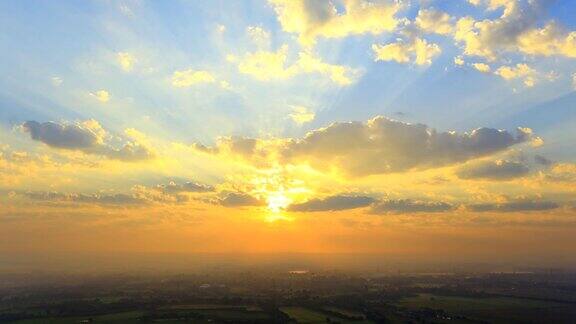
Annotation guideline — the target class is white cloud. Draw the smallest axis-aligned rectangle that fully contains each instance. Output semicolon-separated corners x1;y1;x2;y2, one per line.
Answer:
216;24;226;34
454;56;465;66
494;63;537;87
117;52;136;71
472;62;491;73
415;9;453;35
90;90;110;102
372;37;441;66
246;26;271;49
51;76;63;87
268;0;401;45
236;45;359;85
455;1;576;60
289;106;315;125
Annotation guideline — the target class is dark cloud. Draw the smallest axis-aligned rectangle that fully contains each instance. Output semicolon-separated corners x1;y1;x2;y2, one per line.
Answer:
157;180;214;193
217;192;264;207
456;160;530;180
21;120;153;161
283;116;533;176
194;137;258;157
105;142;154;161
468;200;560;212
22;121;100;149
288;195;376;212
224;137;258;156
370;199;454;214
534;155;553;166
24;191;144;205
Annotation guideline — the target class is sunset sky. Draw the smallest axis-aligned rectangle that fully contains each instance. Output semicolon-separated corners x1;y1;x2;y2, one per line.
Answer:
1;0;576;263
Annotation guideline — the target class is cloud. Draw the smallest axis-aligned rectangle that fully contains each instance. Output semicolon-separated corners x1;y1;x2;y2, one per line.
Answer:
90;90;110;102
372;37;441;66
534;154;553;166
517;22;576;58
494;63;536;87
454;56;465;65
268;0;401;45
472;62;491;73
370;10;451;67
236;45;292;80
468;0;517;18
21;120;154;161
117;52;135;71
51;76;63;87
289;106;315;125
370;199;454;214
281;116;534;176
543;163;576;182
105;143;154;161
0;147;68;186
24;191;144;205
415;9;453;35
172;69;216;87
288;195;375;212
246;26;271;49
192;136;276;170
216;192;264;207
455;0;576;60
296;51;359;85
18;180;218;207
468;199;560;212
216;24;226;34
197;136;259;157
22;120;105;150
456;159;530;180
156;180;214;193
235;45;359;85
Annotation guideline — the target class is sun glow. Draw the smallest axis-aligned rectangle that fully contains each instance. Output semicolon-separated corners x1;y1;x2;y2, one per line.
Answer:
264;191;293;222
264;212;293;223
266;191;291;213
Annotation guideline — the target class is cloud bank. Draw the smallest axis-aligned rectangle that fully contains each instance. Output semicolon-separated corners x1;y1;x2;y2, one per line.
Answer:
457;159;530;180
282;116;534;176
468;199;560;212
288;195;375;212
370;199;454;214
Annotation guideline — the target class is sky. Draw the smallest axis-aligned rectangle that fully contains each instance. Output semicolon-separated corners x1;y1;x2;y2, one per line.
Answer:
1;0;576;266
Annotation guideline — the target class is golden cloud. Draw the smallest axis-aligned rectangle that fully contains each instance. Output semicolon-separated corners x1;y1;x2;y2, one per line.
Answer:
268;0;401;45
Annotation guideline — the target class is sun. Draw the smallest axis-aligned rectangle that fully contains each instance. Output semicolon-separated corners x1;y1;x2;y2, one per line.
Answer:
266;191;291;213
264;191;293;222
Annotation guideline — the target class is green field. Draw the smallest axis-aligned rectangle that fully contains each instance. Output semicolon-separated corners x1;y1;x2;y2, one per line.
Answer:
161;304;262;311
281;306;374;324
8;305;271;323
396;293;576;323
157;304;270;321
322;306;366;319
10;311;145;324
